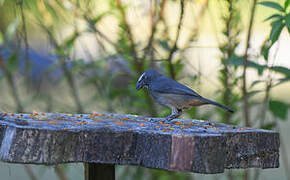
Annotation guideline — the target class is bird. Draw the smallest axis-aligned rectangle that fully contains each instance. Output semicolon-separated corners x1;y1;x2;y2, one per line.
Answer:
136;69;234;121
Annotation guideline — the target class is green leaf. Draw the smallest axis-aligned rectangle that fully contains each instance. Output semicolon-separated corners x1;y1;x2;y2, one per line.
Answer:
227;56;266;75
259;1;285;12
273;77;290;87
250;80;265;88
271;65;290;77
0;31;3;45
269;99;288;120
264;14;283;22
271;66;288;75
227;55;290;78
270;19;284;44
158;40;171;51
261;39;272;60
285;0;290;9
62;32;78;51
248;90;262;98
285;13;290;33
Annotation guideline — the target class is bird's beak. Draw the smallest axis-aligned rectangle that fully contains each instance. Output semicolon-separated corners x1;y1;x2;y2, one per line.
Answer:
136;81;143;90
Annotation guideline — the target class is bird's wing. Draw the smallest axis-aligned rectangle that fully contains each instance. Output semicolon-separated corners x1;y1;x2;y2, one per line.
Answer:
150;76;201;97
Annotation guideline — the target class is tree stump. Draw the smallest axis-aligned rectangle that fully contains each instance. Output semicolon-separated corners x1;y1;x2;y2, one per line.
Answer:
0;113;279;179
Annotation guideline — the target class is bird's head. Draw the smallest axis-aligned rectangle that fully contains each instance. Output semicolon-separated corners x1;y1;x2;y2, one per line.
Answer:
136;69;159;90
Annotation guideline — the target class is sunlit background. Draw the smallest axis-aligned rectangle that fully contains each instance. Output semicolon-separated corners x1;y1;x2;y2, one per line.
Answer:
0;0;289;179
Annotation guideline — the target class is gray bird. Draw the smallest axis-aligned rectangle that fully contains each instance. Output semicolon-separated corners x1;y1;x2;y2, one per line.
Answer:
136;69;234;121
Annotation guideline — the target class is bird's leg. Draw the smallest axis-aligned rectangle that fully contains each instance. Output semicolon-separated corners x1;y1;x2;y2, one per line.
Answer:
165;108;182;121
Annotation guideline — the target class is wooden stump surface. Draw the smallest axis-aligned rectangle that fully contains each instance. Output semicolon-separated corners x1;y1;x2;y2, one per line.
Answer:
0;112;279;174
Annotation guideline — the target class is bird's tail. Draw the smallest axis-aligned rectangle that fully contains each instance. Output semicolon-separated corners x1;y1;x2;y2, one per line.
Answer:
202;98;234;113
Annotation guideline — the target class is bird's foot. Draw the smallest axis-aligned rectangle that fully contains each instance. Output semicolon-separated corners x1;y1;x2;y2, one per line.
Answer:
148;118;167;123
148;118;171;123
165;117;174;122
148;118;158;123
164;108;182;122
147;114;180;123
165;114;179;122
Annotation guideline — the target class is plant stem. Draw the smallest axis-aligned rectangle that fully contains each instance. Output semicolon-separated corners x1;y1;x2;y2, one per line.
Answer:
260;80;271;127
24;164;37;180
18;0;30;84
167;0;185;80
54;165;69;180
143;0;167;64
116;0;141;73
242;0;257;127
223;0;235;125
242;1;258;180
160;0;169;42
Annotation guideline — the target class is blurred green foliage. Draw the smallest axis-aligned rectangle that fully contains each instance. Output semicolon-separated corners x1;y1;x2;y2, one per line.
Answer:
0;0;289;180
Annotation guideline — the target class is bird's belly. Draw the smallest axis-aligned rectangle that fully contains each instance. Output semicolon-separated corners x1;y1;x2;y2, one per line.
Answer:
151;93;207;109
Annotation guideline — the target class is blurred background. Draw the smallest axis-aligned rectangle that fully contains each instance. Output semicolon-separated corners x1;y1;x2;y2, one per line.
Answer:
0;0;289;179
